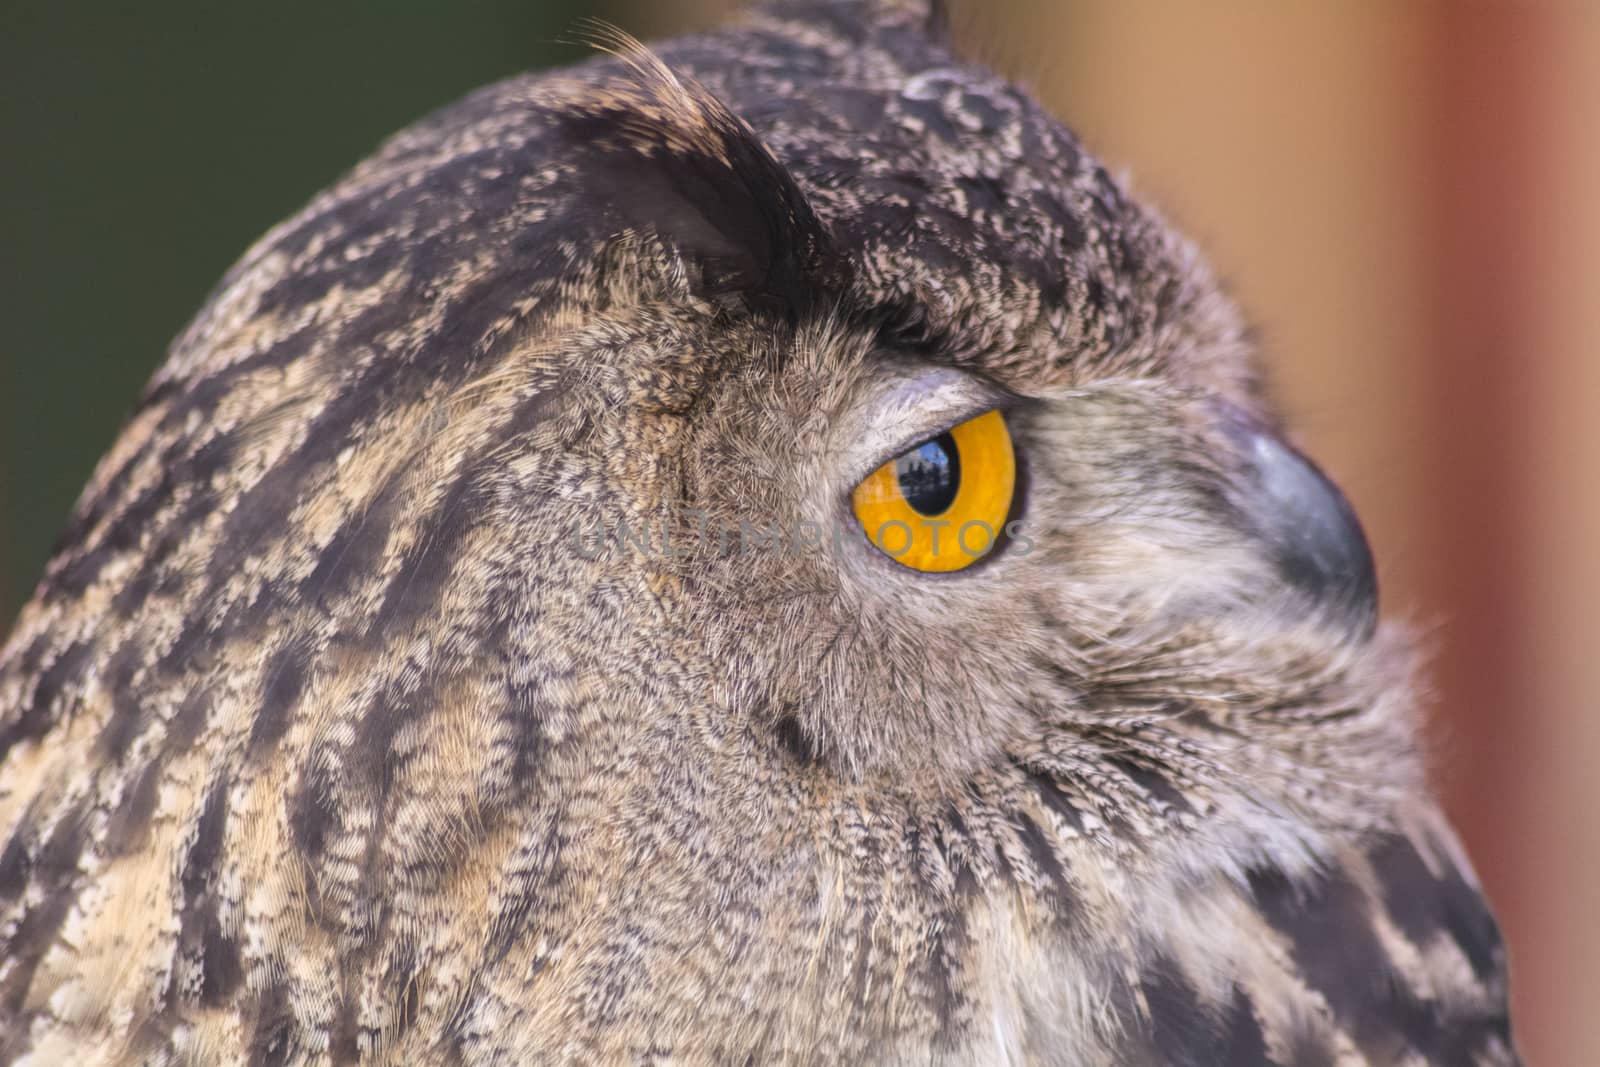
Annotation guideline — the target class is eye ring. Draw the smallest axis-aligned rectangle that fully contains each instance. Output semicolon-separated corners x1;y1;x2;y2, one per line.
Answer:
850;408;1016;573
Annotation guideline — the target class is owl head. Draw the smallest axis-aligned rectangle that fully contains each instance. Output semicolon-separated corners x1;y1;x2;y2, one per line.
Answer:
122;0;1386;784
0;2;1468;1062
151;0;1380;791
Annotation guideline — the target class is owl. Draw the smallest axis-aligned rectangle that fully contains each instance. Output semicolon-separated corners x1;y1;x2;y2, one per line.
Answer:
0;1;1518;1064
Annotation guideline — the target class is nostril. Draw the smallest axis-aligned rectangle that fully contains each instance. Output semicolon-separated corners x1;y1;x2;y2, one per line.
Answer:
1239;429;1379;640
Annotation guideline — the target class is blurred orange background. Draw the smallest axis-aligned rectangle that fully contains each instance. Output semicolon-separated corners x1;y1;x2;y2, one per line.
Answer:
2;1;1594;1061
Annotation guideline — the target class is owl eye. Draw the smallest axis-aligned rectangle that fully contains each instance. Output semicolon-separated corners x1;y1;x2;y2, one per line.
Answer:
851;408;1016;573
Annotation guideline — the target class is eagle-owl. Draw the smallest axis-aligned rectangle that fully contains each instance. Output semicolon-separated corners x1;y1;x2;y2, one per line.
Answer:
0;1;1518;1064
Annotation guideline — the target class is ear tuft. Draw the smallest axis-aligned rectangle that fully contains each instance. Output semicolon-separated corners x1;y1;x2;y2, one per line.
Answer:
548;32;839;319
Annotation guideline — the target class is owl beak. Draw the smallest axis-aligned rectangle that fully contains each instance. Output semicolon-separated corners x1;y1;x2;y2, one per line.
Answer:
1237;426;1379;640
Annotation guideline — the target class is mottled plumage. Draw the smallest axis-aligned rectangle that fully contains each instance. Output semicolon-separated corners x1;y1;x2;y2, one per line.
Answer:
0;2;1516;1064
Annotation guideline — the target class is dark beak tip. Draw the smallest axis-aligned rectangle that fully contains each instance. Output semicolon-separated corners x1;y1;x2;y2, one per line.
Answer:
1244;431;1380;639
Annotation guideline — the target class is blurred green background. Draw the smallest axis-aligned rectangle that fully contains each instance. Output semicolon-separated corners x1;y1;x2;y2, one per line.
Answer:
0;0;610;618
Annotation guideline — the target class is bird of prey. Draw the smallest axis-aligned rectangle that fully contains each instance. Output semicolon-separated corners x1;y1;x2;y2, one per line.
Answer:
0;1;1518;1063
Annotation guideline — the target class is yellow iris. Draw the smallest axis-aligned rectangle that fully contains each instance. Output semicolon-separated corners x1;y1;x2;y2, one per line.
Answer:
851;408;1016;572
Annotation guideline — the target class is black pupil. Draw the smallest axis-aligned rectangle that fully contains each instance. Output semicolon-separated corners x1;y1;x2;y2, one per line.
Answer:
895;432;960;516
